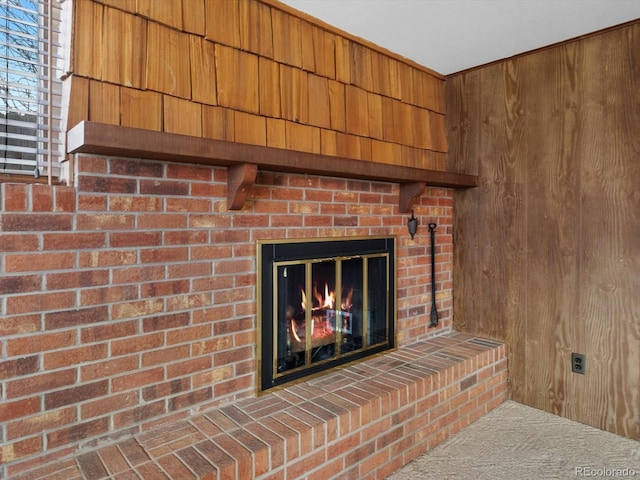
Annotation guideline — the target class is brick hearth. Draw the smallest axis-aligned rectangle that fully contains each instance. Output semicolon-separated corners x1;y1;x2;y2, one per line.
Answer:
13;333;507;480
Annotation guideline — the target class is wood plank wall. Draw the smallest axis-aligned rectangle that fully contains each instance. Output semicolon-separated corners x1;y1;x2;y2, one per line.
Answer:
64;0;447;170
446;21;640;440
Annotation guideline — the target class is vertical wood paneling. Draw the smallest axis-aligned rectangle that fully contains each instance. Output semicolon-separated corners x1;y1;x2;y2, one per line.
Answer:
447;59;528;401
447;21;640;440
577;23;640;438
520;45;581;419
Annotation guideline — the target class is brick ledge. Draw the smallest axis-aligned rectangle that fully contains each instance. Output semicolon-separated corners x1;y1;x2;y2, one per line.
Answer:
10;333;507;480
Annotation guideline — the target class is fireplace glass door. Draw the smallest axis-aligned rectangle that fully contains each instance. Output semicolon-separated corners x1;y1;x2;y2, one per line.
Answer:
259;237;395;392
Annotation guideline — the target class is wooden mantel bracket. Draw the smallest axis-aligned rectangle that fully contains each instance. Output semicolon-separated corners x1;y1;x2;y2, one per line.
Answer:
67;122;478;211
227;163;258;210
399;182;426;213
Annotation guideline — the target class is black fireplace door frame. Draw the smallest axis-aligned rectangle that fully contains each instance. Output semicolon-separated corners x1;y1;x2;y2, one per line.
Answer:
257;236;396;392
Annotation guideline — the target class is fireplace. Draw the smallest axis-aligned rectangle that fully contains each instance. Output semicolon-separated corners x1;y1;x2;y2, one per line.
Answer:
257;237;396;392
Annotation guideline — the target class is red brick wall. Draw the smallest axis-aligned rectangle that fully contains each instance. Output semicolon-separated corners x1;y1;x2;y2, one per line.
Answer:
0;155;454;472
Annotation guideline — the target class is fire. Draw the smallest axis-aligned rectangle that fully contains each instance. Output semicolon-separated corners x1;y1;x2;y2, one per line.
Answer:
342;287;353;311
292;283;352;344
317;283;334;309
300;283;335;311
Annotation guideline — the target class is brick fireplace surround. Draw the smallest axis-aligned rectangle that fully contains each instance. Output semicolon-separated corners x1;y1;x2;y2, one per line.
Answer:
0;155;508;479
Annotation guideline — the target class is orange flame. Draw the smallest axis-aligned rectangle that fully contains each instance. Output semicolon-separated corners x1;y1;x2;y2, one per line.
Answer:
292;283;355;343
342;287;353;310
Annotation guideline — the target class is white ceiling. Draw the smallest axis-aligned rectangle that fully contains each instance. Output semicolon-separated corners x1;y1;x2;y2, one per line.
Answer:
280;0;640;75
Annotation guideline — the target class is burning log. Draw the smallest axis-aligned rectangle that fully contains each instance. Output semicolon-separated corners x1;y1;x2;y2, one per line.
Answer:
286;283;353;353
288;308;337;352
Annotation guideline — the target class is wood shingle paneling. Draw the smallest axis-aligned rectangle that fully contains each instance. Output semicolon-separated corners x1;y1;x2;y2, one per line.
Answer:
279;64;309;123
345;85;369;137
215;45;259;114
146;22;191;99
182;0;205;35
307;74;331;129
66;0;450;175
240;0;273;58
271;8;302;68
101;6;146;88
120;88;162;131
189;36;217;106
73;0;103;79
163;96;201;137
88;80;120;125
202;105;234;142
204;0;240;47
258;57;281;117
136;0;183;30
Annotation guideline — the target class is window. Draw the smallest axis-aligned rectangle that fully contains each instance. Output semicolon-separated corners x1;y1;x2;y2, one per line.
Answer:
0;0;63;182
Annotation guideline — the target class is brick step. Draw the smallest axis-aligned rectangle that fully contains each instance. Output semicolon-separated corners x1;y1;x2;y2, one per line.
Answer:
14;333;507;480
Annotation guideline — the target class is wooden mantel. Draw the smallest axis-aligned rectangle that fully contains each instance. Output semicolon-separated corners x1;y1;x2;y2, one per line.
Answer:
67;121;477;212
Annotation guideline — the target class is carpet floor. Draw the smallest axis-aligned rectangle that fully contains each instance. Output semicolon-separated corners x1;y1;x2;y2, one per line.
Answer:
387;400;640;480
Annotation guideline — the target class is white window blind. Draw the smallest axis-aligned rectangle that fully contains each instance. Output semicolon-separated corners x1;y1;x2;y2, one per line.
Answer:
0;0;63;181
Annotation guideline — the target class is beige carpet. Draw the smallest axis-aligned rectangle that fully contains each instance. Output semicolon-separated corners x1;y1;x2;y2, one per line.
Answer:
388;400;640;480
